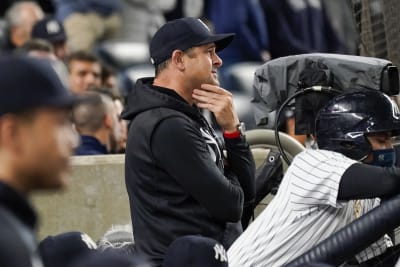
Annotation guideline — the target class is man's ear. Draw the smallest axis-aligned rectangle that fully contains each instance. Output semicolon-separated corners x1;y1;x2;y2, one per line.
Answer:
171;50;186;71
0;116;23;152
104;114;113;129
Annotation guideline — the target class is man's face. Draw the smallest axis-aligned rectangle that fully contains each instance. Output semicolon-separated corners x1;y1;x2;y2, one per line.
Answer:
113;99;127;153
53;41;68;60
183;43;223;88
10;4;43;47
13;108;79;191
69;60;101;93
108;101;123;153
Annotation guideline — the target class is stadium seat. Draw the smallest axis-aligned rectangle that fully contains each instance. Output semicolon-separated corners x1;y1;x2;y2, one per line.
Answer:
95;41;150;70
245;128;305;217
245;128;305;170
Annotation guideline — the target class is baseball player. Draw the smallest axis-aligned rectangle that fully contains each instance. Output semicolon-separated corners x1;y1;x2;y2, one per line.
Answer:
228;90;400;266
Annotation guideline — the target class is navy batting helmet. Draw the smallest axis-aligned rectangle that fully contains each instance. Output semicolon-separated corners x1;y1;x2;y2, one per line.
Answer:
315;90;400;161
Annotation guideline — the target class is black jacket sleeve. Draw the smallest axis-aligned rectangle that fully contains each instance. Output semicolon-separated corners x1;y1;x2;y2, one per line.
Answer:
151;116;244;222
224;136;256;229
224;136;256;205
338;163;400;200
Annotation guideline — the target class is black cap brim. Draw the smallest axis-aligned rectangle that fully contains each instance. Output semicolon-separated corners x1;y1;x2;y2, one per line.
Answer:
196;33;235;52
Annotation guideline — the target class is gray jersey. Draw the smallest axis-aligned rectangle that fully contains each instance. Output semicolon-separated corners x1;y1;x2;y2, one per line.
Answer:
228;149;391;267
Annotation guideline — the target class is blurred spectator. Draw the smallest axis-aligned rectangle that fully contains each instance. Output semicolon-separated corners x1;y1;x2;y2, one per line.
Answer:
72;91;122;155
259;0;345;59
18;38;57;60
322;0;358;55
206;0;270;88
4;1;44;50
118;0;175;43
98;66;127;152
90;87;128;154
100;65;120;95
39;231;97;267
31;16;69;60
52;0;122;52
162;235;229;267
113;98;128;153
164;0;204;21
18;39;70;89
1;1;54;16
67;50;102;93
0;55;80;267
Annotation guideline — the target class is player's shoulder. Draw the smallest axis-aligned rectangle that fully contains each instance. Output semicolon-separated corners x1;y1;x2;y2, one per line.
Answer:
294;149;356;165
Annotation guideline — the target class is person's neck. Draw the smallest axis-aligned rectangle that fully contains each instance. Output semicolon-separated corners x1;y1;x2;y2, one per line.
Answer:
153;76;193;105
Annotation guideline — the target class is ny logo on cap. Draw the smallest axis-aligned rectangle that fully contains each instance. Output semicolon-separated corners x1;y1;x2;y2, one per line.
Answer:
46;20;61;34
213;244;228;262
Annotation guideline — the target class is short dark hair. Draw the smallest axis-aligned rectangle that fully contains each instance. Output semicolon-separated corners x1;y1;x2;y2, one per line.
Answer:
100;65;115;85
72;91;113;134
155;48;195;77
155;59;170;77
67;50;99;69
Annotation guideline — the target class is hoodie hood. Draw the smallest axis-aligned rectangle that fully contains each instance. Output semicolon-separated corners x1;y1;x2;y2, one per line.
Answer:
121;78;200;121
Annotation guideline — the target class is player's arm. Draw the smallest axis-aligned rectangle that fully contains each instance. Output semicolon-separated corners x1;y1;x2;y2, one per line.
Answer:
338;163;400;200
224;136;256;206
193;84;256;205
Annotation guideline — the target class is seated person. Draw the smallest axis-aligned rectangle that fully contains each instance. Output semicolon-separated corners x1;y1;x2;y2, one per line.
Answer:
73;91;121;155
67;51;102;93
228;90;400;266
31;16;68;60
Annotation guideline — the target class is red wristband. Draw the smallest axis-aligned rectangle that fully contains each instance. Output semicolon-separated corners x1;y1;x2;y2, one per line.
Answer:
223;130;241;139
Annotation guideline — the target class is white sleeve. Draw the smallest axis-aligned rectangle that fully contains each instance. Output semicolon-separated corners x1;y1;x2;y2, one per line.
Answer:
286;149;356;209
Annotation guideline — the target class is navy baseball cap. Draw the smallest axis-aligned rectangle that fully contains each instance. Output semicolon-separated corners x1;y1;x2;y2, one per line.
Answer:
32;16;66;43
162;235;229;267
0;55;83;116
150;17;234;66
39;231;97;267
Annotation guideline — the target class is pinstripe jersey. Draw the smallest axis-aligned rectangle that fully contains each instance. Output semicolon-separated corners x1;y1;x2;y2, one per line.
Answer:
228;149;392;267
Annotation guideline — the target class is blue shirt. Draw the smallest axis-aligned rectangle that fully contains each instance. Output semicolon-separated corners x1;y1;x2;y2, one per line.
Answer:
75;135;108;156
259;0;345;58
52;0;121;21
207;0;269;65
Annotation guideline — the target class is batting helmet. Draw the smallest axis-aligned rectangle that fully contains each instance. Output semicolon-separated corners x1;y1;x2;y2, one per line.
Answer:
315;90;400;161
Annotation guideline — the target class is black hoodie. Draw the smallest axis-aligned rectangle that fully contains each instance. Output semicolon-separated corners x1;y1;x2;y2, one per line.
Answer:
122;78;255;266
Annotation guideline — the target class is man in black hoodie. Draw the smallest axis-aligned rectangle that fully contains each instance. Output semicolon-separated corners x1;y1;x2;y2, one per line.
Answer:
121;17;256;266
